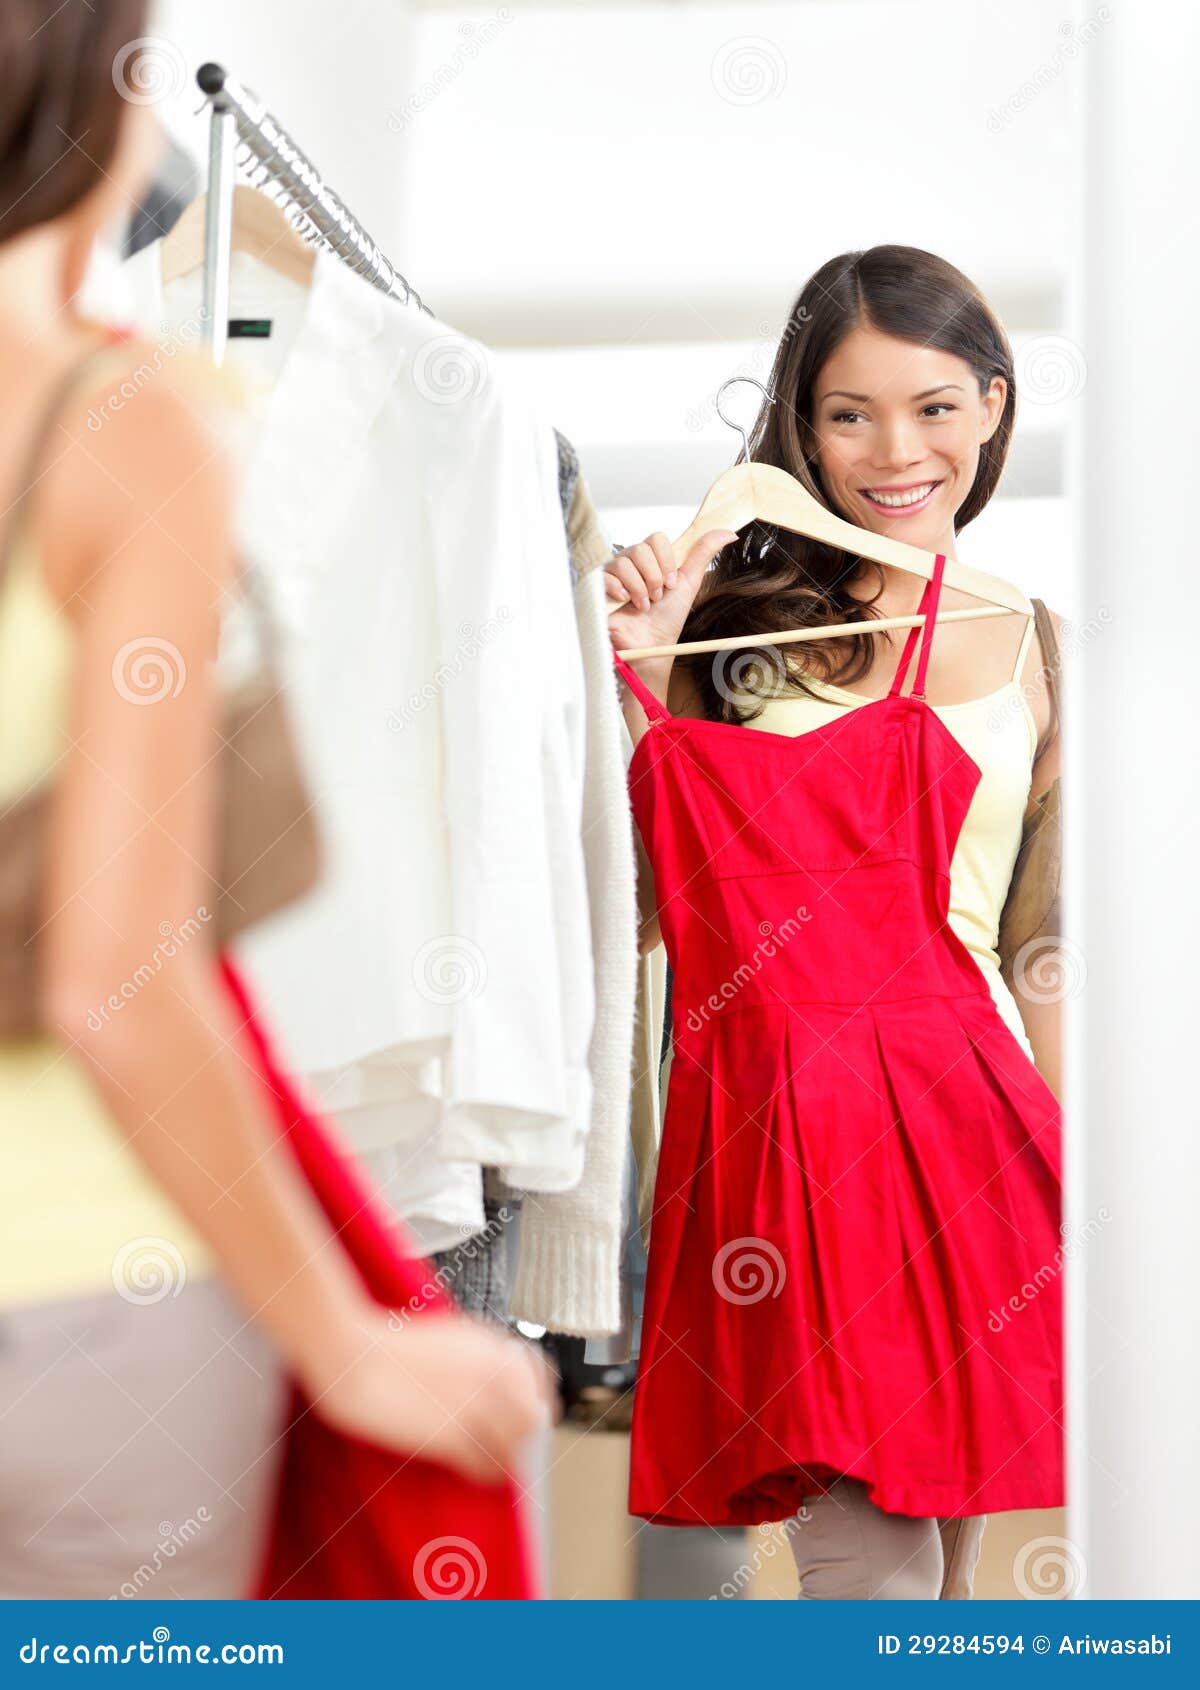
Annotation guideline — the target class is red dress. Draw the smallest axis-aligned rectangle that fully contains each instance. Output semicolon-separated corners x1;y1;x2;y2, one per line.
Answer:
613;552;1063;1525
216;958;537;1599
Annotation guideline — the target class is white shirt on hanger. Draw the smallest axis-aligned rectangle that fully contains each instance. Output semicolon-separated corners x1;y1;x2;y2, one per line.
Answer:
120;241;595;1242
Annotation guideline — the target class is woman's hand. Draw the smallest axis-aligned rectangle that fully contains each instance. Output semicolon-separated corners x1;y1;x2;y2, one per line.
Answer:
312;1308;559;1485
605;528;737;659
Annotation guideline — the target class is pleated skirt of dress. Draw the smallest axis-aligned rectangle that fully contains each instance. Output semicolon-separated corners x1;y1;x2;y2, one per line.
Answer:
629;990;1064;1526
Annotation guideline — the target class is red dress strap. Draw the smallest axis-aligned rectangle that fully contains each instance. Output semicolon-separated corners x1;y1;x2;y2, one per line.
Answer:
887;552;947;701
612;648;673;724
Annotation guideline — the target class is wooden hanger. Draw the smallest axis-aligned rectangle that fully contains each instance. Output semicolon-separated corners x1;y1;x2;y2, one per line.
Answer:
613;378;1032;662
160;183;315;290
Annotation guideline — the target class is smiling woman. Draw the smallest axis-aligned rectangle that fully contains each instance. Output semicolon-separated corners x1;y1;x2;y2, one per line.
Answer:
822;374;996;519
604;240;1067;1601
665;244;1019;726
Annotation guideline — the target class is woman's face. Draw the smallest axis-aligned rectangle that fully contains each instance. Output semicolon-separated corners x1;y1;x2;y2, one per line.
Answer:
808;325;1006;552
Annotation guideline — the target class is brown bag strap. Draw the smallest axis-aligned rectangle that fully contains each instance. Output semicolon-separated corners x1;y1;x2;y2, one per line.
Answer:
1030;596;1061;756
0;334;131;602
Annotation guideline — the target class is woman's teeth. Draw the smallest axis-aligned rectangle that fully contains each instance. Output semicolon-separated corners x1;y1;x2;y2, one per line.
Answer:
863;482;938;508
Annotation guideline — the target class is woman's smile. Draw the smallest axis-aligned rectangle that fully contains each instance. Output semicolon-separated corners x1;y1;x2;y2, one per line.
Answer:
857;477;944;518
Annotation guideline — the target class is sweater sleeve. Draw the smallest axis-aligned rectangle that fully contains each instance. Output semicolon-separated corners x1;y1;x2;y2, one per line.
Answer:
508;516;640;1335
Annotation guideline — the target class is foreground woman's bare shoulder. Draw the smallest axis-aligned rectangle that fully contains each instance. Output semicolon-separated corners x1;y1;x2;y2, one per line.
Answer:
40;336;241;612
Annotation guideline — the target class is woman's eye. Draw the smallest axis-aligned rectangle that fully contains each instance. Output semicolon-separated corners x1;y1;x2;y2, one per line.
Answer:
831;410;864;425
922;403;956;418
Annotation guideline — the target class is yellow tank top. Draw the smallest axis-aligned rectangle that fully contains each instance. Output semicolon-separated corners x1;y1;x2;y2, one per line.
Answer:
0;540;213;1309
734;614;1040;1060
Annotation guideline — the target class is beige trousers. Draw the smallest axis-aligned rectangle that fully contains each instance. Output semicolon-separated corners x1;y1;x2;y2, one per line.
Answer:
788;1476;987;1599
0;1277;286;1599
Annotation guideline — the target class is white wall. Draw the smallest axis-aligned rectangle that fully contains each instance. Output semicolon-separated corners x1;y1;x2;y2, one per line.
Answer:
147;0;415;258
132;0;1081;560
402;0;1075;345
1076;0;1200;1600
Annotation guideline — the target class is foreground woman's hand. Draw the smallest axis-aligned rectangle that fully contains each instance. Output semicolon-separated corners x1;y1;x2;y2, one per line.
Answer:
310;1308;559;1484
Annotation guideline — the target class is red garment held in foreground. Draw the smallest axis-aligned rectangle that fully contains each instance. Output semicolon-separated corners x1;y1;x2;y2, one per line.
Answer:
614;552;1064;1525
218;957;536;1599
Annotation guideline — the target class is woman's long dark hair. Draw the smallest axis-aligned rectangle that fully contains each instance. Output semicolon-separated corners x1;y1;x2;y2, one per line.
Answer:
682;245;1017;723
0;0;149;244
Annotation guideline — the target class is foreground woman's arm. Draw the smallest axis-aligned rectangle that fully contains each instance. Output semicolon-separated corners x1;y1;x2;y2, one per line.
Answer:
37;366;551;1480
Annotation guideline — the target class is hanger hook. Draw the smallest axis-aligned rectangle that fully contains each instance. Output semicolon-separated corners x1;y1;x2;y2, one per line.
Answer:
714;375;774;464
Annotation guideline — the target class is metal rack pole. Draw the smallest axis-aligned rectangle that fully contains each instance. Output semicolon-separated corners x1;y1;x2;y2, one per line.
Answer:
201;98;236;364
195;62;428;314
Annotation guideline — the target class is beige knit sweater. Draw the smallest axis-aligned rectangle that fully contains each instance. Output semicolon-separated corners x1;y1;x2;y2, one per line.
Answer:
508;473;644;1335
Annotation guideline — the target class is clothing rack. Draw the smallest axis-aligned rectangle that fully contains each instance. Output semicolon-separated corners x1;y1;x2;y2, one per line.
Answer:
194;62;430;363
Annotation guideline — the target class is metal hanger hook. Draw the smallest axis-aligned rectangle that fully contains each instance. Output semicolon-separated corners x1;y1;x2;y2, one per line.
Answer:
714;375;775;464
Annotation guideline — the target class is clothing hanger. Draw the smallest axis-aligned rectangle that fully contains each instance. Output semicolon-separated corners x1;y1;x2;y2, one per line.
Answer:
614;376;1031;662
159;182;315;290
